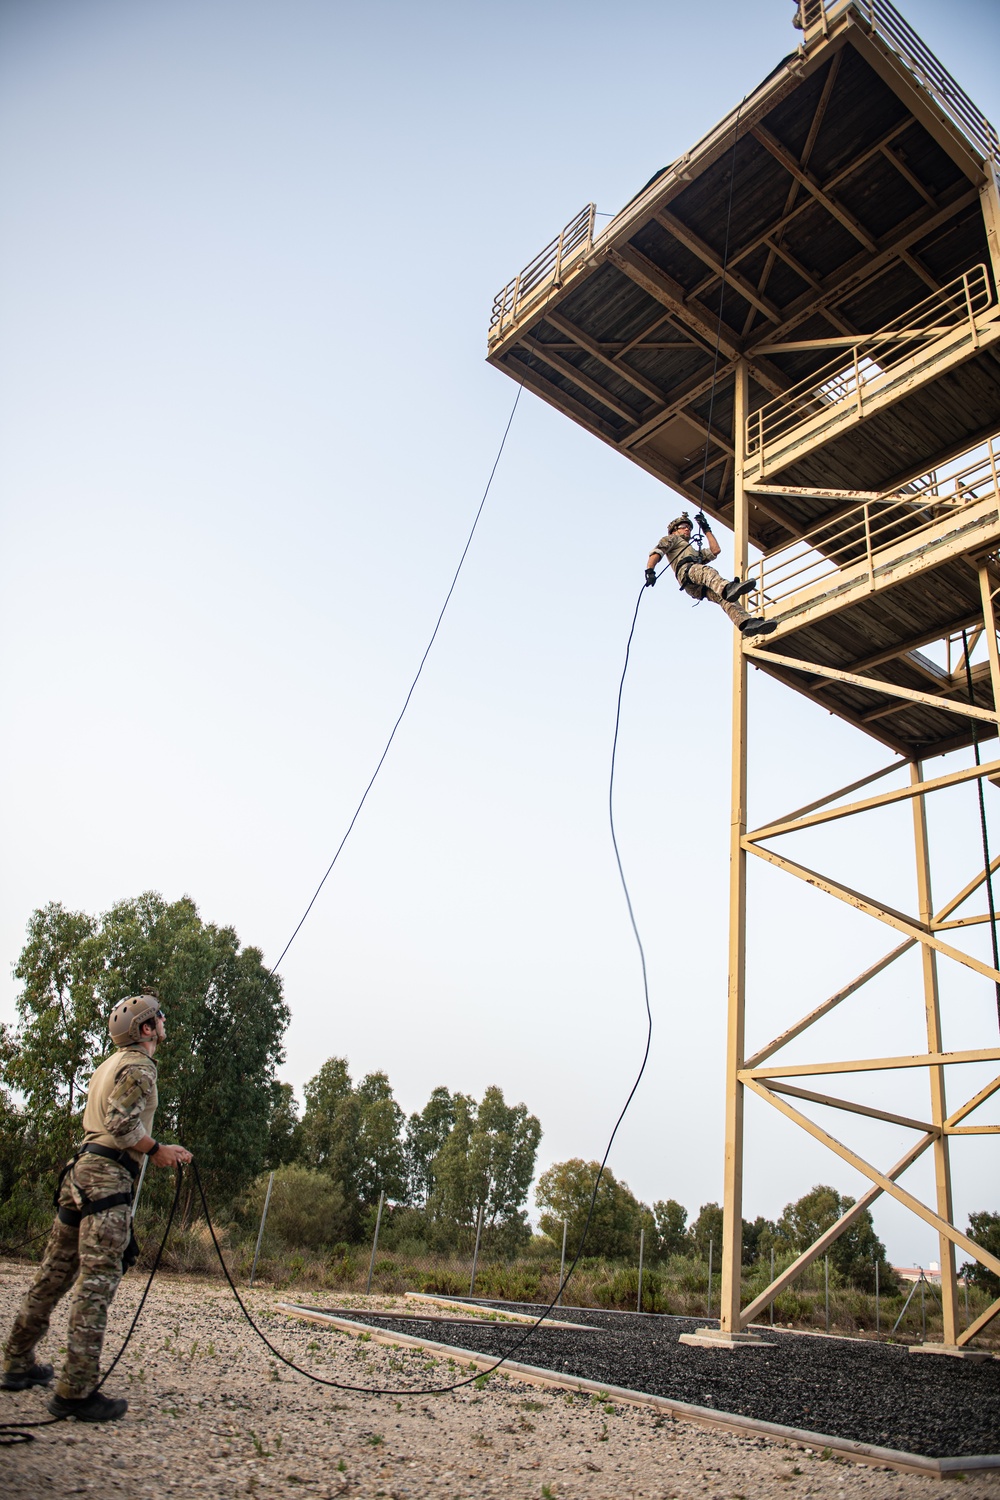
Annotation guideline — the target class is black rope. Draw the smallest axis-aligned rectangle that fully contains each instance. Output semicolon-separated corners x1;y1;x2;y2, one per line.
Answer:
0;1166;184;1445
269;385;522;977
961;629;1000;1031
188;591;655;1395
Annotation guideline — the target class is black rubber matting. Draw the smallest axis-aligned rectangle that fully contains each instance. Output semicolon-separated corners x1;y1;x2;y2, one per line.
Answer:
339;1301;1000;1459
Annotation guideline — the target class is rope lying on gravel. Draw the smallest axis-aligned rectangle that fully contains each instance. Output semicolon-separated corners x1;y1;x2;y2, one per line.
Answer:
0;588;654;1414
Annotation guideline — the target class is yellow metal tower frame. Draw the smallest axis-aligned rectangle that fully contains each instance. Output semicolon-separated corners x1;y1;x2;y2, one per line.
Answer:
484;0;1000;1349
715;362;1000;1354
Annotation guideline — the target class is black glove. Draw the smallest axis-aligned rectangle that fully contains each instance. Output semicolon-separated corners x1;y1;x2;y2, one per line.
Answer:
694;511;712;532
644;568;657;588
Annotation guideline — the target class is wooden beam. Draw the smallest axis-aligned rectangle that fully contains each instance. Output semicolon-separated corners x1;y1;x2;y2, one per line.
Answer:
744;939;915;1069
742;650;1000;728
746;481;885;499
767;1086;941;1128
520;335;644;425
503;351;623;444
816;612;983;680
543;311;671;406
743;842;1000;985
609;246;744;362
688;117;915;302
766;1079;934;1133
744;1080;1000;1279
737;1135;933;1330
621;361;732;451
934;856;1000;926
751;123;878;253
742;187;979;353
766;758;910;827
880;143;938;210
957;1294;1000;1348
744;1048;1000;1081
655;207;783;324
898;247;941;294
946;1073;1000;1129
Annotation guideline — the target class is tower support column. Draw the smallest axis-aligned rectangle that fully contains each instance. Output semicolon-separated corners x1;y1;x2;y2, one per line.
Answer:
910;760;959;1346
682;361;769;1349
720;359;750;1335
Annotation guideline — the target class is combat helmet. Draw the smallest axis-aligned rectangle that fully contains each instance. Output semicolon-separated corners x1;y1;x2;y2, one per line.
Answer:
108;991;161;1046
667;512;693;534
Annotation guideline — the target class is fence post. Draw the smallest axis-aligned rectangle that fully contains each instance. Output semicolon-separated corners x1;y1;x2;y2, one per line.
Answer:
469;1203;484;1298
637;1226;645;1314
964;1271;970;1328
707;1237;714;1321
249;1170;275;1289
875;1257;880;1334
892;1274;921;1334
824;1255;830;1333
366;1190;385;1295
920;1272;926;1342
770;1247;775;1326
557;1219;567;1307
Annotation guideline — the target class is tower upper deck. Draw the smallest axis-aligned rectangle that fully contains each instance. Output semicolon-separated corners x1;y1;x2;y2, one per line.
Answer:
486;0;1000;758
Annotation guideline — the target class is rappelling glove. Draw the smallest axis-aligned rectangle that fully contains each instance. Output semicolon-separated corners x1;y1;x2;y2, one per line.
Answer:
644;568;657;587
694;511;712;532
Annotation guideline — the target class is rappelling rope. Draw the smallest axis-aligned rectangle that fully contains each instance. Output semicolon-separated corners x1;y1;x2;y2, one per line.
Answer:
269;384;523;977
185;584;654;1396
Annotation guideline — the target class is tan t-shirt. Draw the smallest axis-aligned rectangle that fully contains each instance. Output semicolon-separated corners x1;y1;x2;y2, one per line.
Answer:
82;1046;159;1164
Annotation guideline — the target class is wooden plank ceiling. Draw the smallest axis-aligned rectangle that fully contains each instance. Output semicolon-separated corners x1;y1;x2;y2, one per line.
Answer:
488;25;1000;558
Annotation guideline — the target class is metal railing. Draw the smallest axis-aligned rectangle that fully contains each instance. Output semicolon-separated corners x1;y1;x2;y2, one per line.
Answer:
753;435;1000;609
489;204;596;342
799;0;1000;169
747;265;994;458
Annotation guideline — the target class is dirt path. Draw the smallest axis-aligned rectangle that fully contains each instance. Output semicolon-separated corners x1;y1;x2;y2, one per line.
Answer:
2;1263;998;1499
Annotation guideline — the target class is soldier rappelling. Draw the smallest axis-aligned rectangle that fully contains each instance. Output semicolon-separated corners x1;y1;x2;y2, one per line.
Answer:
645;512;777;637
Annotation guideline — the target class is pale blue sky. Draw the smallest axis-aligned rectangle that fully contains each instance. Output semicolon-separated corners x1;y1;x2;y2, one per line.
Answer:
2;0;998;1262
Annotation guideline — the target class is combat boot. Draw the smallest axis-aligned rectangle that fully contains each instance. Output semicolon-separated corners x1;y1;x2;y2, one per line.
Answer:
2;1361;53;1390
722;577;756;603
48;1389;128;1422
740;618;777;637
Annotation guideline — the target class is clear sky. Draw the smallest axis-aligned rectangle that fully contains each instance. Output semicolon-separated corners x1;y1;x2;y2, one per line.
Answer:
2;0;998;1265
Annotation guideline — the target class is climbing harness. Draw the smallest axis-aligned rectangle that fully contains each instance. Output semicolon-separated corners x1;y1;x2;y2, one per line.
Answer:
51;1145;141;1270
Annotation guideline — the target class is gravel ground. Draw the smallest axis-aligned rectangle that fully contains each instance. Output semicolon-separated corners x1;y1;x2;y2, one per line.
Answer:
340;1301;1000;1460
1;1263;999;1500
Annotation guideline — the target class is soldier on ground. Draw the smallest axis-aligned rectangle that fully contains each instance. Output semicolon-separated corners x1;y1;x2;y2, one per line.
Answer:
645;511;777;637
2;992;192;1422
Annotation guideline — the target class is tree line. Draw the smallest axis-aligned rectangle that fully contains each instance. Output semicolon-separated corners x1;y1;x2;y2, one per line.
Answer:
2;892;996;1295
0;894;542;1252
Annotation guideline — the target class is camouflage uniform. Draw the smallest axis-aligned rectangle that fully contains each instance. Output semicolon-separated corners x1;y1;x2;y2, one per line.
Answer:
3;1046;157;1400
655;531;753;628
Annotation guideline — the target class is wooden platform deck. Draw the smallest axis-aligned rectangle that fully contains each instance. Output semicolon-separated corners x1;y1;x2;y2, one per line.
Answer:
486;0;1000;758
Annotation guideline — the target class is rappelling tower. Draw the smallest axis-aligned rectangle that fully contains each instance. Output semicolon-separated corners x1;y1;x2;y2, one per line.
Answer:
487;0;1000;1349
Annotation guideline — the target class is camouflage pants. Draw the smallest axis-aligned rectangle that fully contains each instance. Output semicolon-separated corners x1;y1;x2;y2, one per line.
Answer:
681;562;753;627
3;1154;132;1399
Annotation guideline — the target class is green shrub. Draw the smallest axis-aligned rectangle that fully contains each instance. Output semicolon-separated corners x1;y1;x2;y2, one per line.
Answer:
238;1166;349;1251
